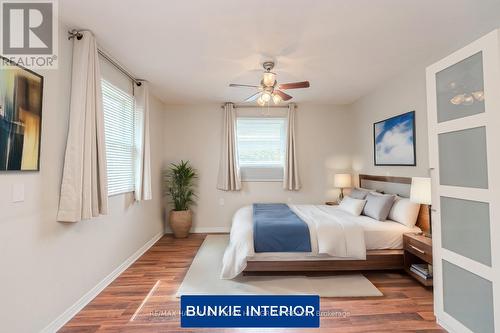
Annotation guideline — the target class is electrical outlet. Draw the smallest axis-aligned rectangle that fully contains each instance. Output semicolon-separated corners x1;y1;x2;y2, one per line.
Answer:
287;197;292;203
219;198;225;206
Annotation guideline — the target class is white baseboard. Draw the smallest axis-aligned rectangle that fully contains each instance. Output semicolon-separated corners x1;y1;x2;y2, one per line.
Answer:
164;226;230;234
41;231;164;333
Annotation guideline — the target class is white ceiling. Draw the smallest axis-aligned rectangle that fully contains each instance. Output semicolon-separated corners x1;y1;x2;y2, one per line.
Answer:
60;0;500;105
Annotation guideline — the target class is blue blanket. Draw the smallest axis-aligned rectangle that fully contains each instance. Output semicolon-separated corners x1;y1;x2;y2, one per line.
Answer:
253;203;311;253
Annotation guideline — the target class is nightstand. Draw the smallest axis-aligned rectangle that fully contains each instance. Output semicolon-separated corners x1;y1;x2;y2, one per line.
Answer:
325;201;338;206
403;233;433;287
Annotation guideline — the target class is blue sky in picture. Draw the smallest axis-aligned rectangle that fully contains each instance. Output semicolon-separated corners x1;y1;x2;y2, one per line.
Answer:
374;112;415;165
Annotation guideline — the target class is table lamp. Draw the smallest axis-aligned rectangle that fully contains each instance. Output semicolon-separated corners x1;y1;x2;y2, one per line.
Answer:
410;177;432;238
334;173;352;202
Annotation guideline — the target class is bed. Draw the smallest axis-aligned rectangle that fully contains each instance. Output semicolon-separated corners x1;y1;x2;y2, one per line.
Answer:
221;175;430;279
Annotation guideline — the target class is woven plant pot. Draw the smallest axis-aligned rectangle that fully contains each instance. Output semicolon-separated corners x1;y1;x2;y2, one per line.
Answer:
169;210;192;238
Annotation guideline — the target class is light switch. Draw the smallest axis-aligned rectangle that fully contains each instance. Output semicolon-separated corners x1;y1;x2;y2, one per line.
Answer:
12;183;24;202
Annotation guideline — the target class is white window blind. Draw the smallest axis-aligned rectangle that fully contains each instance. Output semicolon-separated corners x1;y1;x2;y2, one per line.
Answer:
236;117;286;181
102;79;136;196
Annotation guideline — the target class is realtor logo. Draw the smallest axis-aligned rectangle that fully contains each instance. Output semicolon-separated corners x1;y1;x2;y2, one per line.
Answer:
1;0;58;68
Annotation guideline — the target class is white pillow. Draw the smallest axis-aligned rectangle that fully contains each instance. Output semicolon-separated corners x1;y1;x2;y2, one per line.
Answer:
339;196;367;216
388;196;421;227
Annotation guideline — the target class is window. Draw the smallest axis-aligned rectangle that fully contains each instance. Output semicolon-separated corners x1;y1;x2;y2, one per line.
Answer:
236;117;286;181
102;79;136;196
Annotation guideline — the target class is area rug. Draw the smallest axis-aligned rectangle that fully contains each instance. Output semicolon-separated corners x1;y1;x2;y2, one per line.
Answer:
176;235;382;297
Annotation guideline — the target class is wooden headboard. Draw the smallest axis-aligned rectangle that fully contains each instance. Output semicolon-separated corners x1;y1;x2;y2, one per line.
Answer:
358;174;430;234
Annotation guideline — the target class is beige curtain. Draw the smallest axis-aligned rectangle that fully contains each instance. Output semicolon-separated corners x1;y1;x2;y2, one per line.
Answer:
57;31;108;222
283;103;301;190
217;103;241;191
134;82;152;201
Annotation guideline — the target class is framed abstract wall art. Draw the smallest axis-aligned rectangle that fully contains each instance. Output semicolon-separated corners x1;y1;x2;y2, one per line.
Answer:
373;111;416;166
0;56;43;171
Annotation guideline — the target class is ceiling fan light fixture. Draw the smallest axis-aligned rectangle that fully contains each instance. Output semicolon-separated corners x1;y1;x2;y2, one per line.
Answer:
257;95;266;106
472;90;485;102
463;94;474;106
450;94;465;105
272;93;282;104
263;72;276;87
261;91;271;102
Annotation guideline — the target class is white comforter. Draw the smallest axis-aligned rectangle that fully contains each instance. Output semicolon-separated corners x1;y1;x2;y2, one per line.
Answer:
220;204;366;279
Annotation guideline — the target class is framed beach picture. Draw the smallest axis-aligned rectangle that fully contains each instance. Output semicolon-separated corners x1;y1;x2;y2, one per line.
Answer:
0;56;43;171
373;111;416;166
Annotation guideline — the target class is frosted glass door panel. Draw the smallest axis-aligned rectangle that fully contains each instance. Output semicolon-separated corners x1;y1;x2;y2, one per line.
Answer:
443;260;494;333
438;126;488;188
436;52;485;123
441;196;491;266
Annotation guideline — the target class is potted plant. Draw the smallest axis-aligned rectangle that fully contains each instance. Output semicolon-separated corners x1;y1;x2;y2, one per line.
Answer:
163;160;197;238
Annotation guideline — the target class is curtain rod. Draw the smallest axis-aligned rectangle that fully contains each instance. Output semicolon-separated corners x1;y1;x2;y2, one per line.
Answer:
220;104;292;109
68;29;143;86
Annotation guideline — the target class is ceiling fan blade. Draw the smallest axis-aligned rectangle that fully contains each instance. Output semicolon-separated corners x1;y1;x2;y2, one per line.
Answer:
229;83;259;88
275;90;293;101
244;92;261;102
278;81;310;90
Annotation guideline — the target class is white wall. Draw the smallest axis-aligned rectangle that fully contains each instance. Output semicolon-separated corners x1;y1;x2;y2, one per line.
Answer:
350;67;430;181
0;25;165;332
162;104;355;231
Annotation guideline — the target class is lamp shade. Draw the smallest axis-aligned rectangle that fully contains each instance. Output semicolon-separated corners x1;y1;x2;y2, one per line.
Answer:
334;174;352;188
263;72;276;87
261;91;271;102
410;177;431;205
257;95;265;106
272;93;282;104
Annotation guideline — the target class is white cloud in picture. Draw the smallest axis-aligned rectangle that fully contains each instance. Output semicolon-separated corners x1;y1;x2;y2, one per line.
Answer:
374;112;415;165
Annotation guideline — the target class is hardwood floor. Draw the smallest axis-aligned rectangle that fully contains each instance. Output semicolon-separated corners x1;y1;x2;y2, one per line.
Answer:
60;234;445;332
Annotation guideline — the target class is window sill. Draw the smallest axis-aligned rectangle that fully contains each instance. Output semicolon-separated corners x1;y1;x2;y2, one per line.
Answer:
108;190;134;198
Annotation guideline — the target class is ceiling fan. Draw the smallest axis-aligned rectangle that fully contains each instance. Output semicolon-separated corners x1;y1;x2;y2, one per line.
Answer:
229;61;310;105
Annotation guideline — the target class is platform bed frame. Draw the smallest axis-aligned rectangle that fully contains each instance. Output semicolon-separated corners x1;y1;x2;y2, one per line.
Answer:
243;174;430;274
